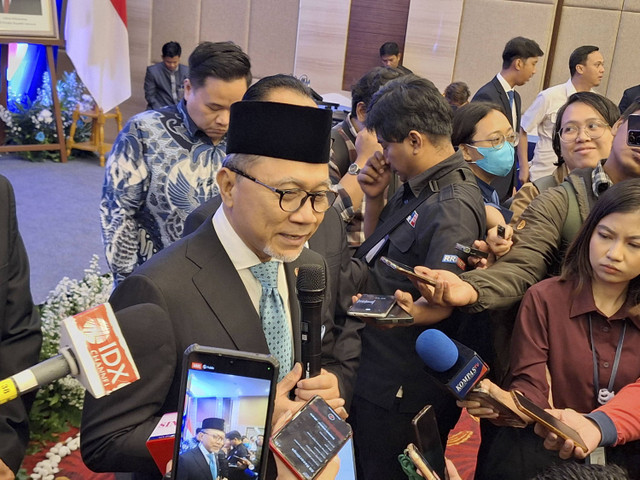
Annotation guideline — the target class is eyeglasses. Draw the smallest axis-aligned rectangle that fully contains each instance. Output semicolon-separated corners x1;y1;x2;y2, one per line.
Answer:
558;121;609;143
228;167;338;213
467;132;519;150
202;431;225;442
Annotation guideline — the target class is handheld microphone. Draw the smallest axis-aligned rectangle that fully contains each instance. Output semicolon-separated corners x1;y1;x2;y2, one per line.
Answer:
297;264;325;378
415;329;489;401
0;303;140;405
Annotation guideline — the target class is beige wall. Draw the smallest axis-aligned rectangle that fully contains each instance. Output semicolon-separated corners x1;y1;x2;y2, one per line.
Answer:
114;0;638;138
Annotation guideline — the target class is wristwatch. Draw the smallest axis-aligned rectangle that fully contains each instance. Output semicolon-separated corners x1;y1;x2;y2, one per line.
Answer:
348;163;361;175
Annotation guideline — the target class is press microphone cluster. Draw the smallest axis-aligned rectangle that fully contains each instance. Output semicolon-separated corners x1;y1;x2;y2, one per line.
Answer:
297;264;325;378
0;303;140;405
415;329;488;400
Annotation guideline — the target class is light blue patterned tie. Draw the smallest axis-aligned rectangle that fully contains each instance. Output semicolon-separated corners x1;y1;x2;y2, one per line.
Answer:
250;261;293;380
208;452;217;479
507;90;515;109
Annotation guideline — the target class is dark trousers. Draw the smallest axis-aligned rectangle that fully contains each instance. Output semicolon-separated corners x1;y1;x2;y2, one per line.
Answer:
350;395;452;480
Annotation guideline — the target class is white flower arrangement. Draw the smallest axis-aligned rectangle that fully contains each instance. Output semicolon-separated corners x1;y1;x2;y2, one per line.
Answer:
0;71;95;161
28;256;113;446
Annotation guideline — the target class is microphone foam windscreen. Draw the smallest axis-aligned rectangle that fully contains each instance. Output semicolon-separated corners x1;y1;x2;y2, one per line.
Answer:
296;264;326;301
416;329;459;372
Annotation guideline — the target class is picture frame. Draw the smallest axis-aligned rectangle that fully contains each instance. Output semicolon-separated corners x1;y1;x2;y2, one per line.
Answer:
0;0;59;39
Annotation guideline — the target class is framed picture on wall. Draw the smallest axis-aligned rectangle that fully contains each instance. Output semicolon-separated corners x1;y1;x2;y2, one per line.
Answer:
0;0;58;39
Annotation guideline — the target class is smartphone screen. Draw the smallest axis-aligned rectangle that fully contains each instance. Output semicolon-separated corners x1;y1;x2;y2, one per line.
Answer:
270;396;352;480
411;405;446;479
347;294;396;318
511;391;588;451
171;345;278;480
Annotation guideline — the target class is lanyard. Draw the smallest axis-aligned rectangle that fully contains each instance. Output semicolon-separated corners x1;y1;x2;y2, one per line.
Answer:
589;313;627;405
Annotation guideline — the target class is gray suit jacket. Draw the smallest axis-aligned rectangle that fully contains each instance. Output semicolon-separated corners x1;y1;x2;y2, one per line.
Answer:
144;62;189;110
80;216;355;479
176;447;227;480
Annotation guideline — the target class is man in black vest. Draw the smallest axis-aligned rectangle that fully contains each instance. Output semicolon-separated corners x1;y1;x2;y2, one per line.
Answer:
350;75;486;480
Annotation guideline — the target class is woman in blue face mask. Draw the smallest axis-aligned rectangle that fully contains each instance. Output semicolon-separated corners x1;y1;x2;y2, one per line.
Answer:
452;102;517;229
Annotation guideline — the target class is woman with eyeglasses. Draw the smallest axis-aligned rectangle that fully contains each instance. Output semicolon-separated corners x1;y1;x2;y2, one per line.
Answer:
510;92;619;224
452;102;518;229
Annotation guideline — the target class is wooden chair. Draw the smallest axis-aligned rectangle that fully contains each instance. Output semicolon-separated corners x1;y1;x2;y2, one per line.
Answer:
66;106;122;167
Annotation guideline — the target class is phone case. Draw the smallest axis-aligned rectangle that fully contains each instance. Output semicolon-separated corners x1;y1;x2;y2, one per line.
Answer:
467;388;528;428
373;304;414;325
171;345;278;480
511;390;588;451
270;396;352;480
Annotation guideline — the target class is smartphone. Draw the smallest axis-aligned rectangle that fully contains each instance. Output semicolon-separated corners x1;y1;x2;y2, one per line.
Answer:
270;395;353;480
347;294;396;318
627;113;640;146
405;443;441;480
466;388;528;428
372;304;414;325
410;405;446;479
497;225;506;238
380;256;437;286
171;345;278;480
455;243;489;259
511;390;588;452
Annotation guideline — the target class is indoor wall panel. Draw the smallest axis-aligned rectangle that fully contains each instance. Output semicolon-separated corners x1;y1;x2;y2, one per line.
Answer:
294;0;351;96
248;0;299;78
453;0;555;111
200;0;251;49
606;10;640;104
546;6;620;96
403;0;464;91
151;0;202;65
342;0;411;91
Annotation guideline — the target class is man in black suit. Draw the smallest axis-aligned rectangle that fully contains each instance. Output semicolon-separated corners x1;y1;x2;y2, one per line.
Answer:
619;84;640;114
350;75;486;480
144;41;189;110
472;37;544;196
176;418;228;480
183;75;367;389
81;94;359;479
0;175;41;479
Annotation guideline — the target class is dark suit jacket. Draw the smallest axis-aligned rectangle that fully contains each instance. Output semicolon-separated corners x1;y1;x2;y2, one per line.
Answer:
619;84;640;115
80;215;360;479
144;63;189;110
176;447;228;480
0;175;41;473
472;75;521;203
7;0;41;15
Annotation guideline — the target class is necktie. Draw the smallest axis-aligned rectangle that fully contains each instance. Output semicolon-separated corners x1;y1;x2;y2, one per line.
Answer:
507;90;515;109
250;261;293;380
208;452;218;479
170;72;178;103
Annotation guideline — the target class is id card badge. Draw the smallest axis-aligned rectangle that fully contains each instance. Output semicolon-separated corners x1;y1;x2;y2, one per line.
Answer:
587;446;606;465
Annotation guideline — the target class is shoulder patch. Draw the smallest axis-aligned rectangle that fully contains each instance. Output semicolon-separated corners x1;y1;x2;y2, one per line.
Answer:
442;254;466;270
516;220;526;230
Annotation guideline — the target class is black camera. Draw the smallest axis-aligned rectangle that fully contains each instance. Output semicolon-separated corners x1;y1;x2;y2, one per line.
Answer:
628;114;640;147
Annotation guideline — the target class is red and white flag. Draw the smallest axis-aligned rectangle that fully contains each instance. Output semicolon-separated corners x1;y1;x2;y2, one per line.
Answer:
65;0;131;112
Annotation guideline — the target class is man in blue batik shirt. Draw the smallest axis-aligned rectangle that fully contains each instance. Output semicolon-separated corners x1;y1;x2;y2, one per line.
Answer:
100;41;251;284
